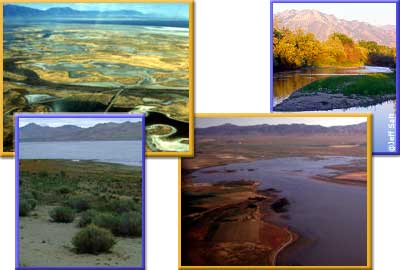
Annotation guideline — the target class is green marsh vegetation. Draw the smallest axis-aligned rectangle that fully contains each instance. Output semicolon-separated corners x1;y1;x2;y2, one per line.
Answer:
19;159;142;255
300;72;396;96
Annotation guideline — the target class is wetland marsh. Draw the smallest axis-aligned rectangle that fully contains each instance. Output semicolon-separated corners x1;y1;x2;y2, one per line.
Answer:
3;3;191;153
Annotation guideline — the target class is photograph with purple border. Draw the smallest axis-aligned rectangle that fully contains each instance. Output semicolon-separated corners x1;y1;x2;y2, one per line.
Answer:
14;114;145;270
271;0;399;155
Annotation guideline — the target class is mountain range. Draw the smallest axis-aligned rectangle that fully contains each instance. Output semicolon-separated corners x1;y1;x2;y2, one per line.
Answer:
20;121;142;142
5;4;152;19
196;122;366;136
274;9;396;47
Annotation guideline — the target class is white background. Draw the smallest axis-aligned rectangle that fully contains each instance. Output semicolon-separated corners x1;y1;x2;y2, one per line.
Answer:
0;0;399;269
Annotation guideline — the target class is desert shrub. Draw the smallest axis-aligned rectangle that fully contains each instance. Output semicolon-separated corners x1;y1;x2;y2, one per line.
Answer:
19;200;32;217
57;186;72;195
30;190;40;200
104;199;140;213
38;171;49;178
49;206;75;223
93;212;119;231
116;211;142;237
26;198;37;210
93;211;141;237
65;196;91;212
78;209;98;228
19;193;38;216
72;225;115;254
21;191;36;200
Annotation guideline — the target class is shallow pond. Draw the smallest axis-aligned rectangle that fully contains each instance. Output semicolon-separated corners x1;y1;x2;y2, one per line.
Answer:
25;94;55;104
191;156;367;266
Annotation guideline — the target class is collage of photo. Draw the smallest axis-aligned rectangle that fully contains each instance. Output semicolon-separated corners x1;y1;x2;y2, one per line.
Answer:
0;0;397;270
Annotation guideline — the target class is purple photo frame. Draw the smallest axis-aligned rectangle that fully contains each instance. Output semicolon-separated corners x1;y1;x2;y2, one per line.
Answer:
270;0;400;155
14;113;146;270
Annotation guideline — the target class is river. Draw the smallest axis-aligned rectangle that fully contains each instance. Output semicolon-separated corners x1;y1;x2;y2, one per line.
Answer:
273;66;393;105
273;66;396;153
191;156;367;266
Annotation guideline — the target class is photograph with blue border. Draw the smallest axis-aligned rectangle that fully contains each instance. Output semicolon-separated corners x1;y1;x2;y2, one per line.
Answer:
270;0;399;155
14;113;145;270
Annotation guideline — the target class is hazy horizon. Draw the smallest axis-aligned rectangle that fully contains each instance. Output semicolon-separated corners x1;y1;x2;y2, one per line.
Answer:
196;117;367;128
19;118;141;129
273;3;396;26
7;3;189;19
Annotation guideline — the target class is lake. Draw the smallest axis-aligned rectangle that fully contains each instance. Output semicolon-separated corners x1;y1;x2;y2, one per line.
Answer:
191;156;367;266
19;140;142;166
5;19;189;28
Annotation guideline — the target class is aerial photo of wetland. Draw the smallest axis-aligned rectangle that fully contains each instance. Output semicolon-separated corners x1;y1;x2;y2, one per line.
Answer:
3;3;191;154
181;116;369;266
272;2;396;153
17;116;143;267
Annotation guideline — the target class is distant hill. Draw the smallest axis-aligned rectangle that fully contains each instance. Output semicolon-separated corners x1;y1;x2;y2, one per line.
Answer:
196;122;366;136
274;9;396;47
4;4;145;18
20;121;142;142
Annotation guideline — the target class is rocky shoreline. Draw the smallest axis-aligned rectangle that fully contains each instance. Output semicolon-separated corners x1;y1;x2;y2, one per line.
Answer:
274;89;395;111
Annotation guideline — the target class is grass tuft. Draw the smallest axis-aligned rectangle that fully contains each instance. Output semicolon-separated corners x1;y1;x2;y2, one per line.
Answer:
301;73;396;96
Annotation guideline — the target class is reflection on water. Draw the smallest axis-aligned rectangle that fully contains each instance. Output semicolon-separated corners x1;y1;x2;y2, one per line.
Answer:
273;66;393;105
25;94;55;104
273;66;396;153
191;156;367;266
329;101;396;153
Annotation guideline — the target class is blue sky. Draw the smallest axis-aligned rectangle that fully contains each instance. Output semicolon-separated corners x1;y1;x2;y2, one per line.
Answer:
273;3;396;26
19;117;141;128
12;3;189;19
196;117;367;128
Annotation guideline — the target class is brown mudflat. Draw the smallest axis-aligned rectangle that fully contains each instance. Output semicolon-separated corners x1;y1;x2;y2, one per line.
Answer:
181;181;296;266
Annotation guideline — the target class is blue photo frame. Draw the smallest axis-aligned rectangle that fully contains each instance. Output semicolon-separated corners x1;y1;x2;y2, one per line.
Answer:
270;0;400;155
14;113;146;270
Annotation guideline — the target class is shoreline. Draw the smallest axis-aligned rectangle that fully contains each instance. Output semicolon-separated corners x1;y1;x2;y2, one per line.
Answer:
19;158;142;168
181;155;366;187
182;156;367;265
274;70;395;111
181;178;297;266
274;90;395;111
269;226;298;266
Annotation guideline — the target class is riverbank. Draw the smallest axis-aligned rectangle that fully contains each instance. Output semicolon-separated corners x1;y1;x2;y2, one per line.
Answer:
181;179;297;266
274;73;395;111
